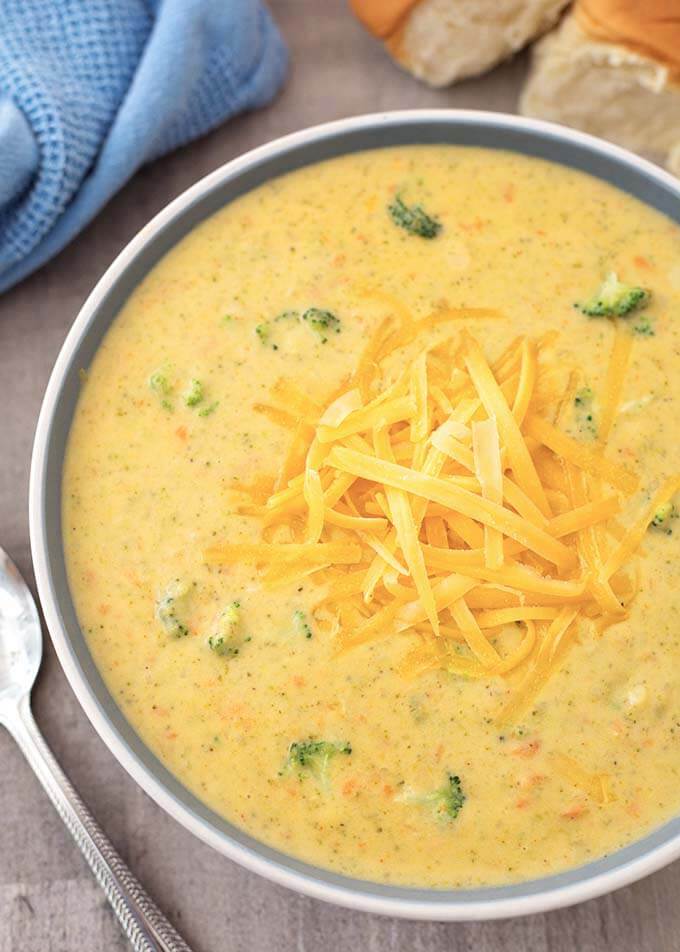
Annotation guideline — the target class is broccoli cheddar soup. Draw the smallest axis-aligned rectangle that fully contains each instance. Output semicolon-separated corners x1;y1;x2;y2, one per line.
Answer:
63;146;680;888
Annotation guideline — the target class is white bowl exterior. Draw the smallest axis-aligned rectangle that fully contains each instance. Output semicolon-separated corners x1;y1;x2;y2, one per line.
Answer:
29;110;680;920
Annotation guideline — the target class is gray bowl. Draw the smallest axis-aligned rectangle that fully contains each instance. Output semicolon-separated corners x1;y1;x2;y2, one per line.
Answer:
29;110;680;920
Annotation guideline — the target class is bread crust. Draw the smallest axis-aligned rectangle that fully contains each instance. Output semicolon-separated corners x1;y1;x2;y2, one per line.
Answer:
520;9;680;175
350;0;570;87
349;0;423;39
575;0;680;81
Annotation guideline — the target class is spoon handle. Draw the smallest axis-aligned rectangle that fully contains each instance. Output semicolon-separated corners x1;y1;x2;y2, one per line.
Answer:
5;695;193;952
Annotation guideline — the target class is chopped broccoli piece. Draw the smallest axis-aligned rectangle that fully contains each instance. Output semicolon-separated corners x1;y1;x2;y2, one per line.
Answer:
255;322;277;349
156;580;190;638
293;610;313;639
399;773;466;822
388;195;442;239
208;635;237;657
632;314;655;337
408;695;428;724
184;378;204;407
149;369;171;394
208;601;247;656
149;368;173;411
301;308;341;343
649;501;676;534
256;309;341;349
429;774;466;820
280;739;352;789
198;400;218;417
577;272;650;317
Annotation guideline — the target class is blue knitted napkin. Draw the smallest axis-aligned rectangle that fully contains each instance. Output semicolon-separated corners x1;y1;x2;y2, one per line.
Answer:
0;0;288;293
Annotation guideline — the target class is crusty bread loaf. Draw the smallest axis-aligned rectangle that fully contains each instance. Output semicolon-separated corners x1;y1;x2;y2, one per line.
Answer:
350;0;570;87
520;0;680;176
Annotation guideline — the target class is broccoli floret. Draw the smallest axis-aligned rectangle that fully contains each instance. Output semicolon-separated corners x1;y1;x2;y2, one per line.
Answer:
149;368;173;411
301;308;341;343
632;314;655;337
256;309;341;348
156;580;190;638
208;601;247;656
184;378;203;407
388;195;442;239
649;501;676;534
577;272;650;317
198;401;218;417
293;609;313;639
208;634;245;657
433;774;466;820
399;773;466;821
280;739;352;789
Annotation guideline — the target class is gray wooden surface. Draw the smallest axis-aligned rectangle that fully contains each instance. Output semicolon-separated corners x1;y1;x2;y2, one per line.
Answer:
1;2;678;950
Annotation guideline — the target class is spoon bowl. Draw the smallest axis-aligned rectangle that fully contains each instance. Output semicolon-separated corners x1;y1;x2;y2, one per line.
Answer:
0;548;41;709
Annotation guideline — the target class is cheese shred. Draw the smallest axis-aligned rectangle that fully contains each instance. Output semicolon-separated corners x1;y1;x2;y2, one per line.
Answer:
206;320;676;723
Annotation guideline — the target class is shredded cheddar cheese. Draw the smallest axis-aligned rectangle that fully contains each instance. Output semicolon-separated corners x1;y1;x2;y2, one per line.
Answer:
207;313;678;723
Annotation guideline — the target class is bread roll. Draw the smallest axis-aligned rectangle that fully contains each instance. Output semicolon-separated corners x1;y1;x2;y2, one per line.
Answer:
350;0;570;87
520;0;680;176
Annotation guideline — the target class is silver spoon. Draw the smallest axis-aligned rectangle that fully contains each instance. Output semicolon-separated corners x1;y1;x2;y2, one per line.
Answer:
0;546;193;952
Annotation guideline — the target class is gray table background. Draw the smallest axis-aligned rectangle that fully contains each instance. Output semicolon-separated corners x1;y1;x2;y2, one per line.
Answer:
1;3;678;950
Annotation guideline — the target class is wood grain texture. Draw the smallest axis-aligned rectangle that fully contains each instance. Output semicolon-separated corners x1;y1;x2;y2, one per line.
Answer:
0;2;678;949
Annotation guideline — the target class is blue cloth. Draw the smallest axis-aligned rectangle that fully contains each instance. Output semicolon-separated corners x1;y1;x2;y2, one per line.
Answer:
0;0;287;293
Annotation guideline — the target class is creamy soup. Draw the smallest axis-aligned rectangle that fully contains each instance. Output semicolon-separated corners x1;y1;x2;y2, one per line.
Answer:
63;146;680;888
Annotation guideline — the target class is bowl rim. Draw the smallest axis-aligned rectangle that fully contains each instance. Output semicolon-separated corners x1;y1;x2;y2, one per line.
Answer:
29;108;680;921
